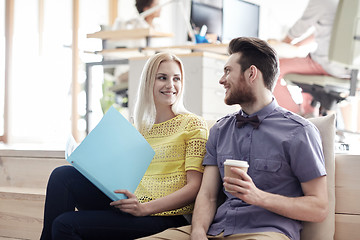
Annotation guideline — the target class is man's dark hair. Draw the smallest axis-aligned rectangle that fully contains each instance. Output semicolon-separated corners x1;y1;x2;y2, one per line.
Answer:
228;37;279;91
135;0;153;13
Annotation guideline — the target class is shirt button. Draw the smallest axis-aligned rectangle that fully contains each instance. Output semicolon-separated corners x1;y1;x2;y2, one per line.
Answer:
246;133;251;137
264;165;268;170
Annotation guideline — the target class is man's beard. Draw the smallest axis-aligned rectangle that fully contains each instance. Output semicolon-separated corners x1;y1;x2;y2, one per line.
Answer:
224;81;256;106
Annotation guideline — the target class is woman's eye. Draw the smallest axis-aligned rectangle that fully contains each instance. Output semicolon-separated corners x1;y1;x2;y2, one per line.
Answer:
173;77;181;82
158;76;166;80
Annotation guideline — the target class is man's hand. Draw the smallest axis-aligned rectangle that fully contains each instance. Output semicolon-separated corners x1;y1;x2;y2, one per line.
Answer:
223;167;328;222
110;189;149;216
223;167;264;205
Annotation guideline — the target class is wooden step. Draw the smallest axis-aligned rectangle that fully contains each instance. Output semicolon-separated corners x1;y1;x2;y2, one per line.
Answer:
0;187;45;240
0;149;67;189
0;149;67;240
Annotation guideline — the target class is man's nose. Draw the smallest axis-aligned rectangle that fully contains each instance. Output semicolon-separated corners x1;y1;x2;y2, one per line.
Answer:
219;75;225;85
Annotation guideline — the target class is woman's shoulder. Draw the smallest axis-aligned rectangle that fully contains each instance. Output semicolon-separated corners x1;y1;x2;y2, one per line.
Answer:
177;113;208;131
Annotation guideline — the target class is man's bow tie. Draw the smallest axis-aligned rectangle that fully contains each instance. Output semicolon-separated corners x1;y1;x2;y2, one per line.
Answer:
236;114;260;129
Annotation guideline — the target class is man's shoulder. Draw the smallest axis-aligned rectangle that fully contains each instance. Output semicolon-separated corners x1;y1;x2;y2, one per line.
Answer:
213;112;237;127
217;112;237;122
272;107;312;127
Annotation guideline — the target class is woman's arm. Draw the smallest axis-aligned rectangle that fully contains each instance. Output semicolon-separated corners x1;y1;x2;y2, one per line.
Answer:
110;169;202;216
111;115;208;216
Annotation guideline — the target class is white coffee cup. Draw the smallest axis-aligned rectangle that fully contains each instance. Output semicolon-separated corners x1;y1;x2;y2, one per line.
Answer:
224;159;249;192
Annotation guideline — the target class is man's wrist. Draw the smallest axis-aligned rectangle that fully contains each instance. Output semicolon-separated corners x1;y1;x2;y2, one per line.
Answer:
190;227;207;240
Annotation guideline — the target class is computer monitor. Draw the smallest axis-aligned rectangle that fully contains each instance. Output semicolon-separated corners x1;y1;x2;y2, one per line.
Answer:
190;1;223;41
222;0;260;43
190;0;260;43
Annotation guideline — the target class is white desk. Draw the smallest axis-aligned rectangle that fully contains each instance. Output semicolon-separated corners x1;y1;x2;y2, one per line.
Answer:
87;28;174;47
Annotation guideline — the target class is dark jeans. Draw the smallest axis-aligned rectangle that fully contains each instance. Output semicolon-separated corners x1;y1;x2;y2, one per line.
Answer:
40;166;188;240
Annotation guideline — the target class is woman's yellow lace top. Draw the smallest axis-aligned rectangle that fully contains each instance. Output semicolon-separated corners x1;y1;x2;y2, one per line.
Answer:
134;113;208;216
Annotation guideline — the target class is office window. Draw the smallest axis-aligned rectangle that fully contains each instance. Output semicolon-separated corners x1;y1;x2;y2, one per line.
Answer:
6;0;71;144
0;0;4;137
0;0;111;145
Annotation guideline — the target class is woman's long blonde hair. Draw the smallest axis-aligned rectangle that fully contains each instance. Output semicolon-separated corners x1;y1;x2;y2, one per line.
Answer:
133;52;189;133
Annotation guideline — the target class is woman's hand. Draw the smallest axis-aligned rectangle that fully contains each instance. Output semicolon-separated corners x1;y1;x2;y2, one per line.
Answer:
110;170;203;216
110;189;149;216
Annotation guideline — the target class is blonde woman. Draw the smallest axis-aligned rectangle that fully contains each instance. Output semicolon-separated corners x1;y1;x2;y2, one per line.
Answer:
40;52;208;240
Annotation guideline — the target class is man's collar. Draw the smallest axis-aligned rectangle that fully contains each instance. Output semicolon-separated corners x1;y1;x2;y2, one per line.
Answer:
239;98;278;123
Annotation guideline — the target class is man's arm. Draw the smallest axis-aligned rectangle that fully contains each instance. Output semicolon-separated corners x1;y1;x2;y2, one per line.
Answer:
224;168;328;222
191;166;222;240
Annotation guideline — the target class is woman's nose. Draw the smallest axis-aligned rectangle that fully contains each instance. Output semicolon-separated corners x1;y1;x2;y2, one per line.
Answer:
166;79;174;88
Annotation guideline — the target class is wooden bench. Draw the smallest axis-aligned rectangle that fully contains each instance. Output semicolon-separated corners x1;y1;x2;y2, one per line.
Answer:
0;149;359;239
334;154;360;239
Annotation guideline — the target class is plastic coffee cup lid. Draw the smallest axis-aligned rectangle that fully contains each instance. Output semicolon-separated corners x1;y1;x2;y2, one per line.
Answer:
224;159;249;167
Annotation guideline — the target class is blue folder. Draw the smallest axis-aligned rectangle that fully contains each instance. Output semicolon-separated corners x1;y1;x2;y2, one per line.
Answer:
65;106;155;201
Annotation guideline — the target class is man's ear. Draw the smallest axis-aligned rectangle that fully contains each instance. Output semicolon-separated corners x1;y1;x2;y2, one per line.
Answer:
248;65;258;83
